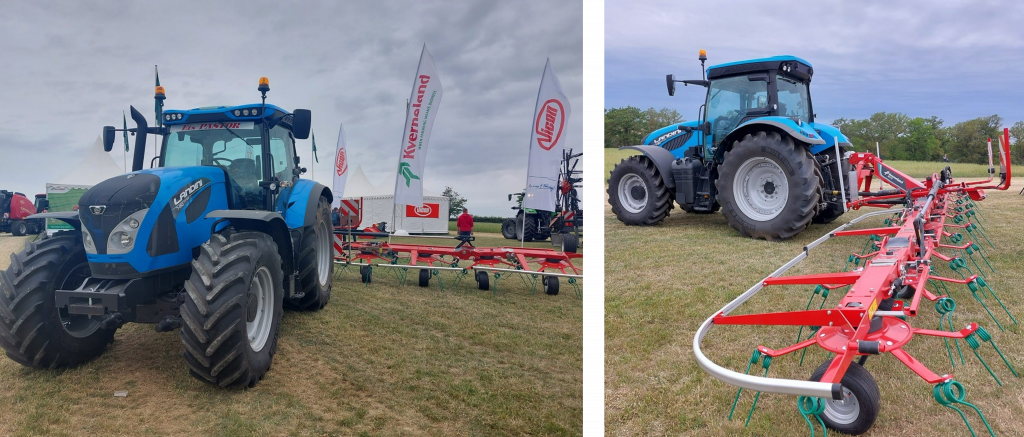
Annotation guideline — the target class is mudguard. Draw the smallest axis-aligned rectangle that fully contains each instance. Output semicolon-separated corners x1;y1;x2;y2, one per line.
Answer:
728;117;826;149
27;211;80;230
618;145;678;189
808;122;851;155
206;209;294;274
283;180;333;230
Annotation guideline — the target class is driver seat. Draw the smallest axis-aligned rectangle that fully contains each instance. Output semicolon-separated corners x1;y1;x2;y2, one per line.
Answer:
227;158;261;193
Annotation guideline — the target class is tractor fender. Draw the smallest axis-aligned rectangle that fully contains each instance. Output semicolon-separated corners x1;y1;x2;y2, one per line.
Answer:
720;118;825;160
284;180;333;230
807;122;850;155
618;145;677;189
205;210;294;275
27;211;80;230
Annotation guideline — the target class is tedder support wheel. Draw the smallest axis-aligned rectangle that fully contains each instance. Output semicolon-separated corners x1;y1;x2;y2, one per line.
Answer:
717;131;820;240
501;219;517;239
607;155;672;225
359;265;372;284
810;360;880;435
0;231;115;368
181;231;284;388
475;270;489;290
543;276;559;295
418;269;431;287
11;220;26;237
560;232;579;253
285;196;333;311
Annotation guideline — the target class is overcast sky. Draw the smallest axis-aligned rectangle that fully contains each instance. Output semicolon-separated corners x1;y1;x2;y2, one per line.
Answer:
606;0;1024;129
0;1;582;216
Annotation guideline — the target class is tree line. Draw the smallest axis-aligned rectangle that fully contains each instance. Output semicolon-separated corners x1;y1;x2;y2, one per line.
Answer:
605;106;1024;164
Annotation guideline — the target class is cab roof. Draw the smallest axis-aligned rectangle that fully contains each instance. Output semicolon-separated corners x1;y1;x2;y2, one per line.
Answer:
706;55;813;81
162;103;290;125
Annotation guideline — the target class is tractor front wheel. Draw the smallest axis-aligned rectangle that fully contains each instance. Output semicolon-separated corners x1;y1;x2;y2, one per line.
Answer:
718;131;819;240
500;219;517;239
181;230;283;388
286;196;333;311
607;155;672;225
810;360;880;435
0;232;115;368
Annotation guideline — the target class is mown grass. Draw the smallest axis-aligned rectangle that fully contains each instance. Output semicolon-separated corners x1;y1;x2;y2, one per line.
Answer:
604;148;1024;436
0;232;582;436
447;220;505;234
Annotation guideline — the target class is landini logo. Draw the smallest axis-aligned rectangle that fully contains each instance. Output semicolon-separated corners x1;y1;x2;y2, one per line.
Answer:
399;162;420;187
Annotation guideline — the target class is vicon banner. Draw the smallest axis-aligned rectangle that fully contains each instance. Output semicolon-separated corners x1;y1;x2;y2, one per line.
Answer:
523;59;570;211
405;203;440;218
332;122;349;208
394;44;443;207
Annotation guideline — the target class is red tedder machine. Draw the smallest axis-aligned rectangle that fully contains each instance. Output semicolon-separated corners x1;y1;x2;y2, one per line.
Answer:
695;129;1015;436
0;190;47;236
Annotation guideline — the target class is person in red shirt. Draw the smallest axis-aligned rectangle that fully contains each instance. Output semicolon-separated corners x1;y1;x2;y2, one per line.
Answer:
456;208;474;248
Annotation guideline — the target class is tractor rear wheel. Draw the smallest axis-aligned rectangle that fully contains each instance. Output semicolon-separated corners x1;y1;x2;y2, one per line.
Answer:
285;196;333;311
560;233;579;253
515;213;539;242
181;230;283;388
718;131;820;240
10;221;26;237
810;360;880;435
607;155;672;225
500;219;517;239
0;232;115;368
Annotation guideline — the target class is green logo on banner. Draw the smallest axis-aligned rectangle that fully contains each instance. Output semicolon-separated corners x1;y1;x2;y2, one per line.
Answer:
399;162;420;187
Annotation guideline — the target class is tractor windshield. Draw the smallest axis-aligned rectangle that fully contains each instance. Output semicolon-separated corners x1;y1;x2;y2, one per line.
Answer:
162;122;296;196
776;75;811;123
705;75;769;147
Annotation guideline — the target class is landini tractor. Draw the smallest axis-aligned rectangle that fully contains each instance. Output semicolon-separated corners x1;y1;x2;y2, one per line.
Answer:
0;78;334;388
608;51;854;240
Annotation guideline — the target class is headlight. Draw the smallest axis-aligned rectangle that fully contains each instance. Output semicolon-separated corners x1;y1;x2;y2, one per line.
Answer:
107;208;149;255
82;229;96;254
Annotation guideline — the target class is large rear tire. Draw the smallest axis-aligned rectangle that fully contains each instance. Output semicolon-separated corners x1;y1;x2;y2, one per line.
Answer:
607;155;672;225
718;131;819;240
0;232;115;368
181;231;284;388
286;196;333;311
810;360;880;435
515;213;540;242
500;219;517;239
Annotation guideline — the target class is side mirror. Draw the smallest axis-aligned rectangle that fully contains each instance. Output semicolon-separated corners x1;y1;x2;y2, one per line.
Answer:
102;126;116;152
666;74;676;96
292;109;311;139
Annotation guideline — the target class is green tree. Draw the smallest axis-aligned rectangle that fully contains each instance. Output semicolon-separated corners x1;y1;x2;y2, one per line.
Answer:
943;115;1002;164
899;117;943;161
1009;120;1024;165
604;106;684;148
441;186;467;220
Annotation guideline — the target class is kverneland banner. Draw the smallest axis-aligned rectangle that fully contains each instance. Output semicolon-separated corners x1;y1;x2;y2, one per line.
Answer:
332;122;349;208
523;59;570;211
394;44;443;207
405;203;440;218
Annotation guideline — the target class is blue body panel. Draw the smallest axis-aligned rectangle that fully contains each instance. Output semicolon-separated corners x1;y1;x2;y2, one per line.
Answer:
283;179;318;230
163;104;290;125
807;122;850;154
707;55;812;74
642;120;702;159
736;116;820;141
86;166;230;273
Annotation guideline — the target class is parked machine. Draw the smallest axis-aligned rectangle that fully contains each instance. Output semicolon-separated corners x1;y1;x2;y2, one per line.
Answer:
607;51;854;240
0;190;47;236
550;148;582;253
501;191;552;242
0;78;334;388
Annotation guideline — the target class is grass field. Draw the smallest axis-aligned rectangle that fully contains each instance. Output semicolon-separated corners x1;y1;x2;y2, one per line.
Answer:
448;220;505;234
605;148;1024;436
0;232;582;436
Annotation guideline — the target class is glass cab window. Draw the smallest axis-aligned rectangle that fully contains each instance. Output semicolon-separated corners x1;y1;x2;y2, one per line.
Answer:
705;75;769;147
776;74;811;123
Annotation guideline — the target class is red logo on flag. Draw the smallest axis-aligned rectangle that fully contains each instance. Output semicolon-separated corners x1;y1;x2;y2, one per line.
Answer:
405;203;439;218
535;98;565;151
335;148;348;176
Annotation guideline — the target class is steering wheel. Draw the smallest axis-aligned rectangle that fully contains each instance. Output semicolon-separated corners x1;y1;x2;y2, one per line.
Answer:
212;157;233;166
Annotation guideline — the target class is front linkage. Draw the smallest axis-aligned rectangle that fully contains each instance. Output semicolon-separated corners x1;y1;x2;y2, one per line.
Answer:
694;129;1016;436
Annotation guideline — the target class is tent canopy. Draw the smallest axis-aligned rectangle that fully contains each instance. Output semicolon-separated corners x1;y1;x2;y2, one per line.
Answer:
55;135;125;186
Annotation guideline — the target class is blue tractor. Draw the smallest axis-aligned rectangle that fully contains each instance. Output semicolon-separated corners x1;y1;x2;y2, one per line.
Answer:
607;51;854;240
0;78;334;388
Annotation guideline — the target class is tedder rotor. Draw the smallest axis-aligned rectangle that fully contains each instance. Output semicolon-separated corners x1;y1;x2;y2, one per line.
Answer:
694;129;1016;435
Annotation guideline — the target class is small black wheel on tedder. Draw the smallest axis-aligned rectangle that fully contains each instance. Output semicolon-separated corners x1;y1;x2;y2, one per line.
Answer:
543;276;559;295
359;265;372;284
475;270;489;290
418;269;430;287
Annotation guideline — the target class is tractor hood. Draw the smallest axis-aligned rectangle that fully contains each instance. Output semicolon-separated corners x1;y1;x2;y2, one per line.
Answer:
643;120;702;154
81;166;230;278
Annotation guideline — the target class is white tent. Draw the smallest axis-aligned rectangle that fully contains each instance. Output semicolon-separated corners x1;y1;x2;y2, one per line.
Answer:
342;165;449;234
55;135;125;185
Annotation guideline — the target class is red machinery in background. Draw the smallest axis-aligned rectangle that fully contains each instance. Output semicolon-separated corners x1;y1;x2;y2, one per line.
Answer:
695;129;1014;436
0;190;47;236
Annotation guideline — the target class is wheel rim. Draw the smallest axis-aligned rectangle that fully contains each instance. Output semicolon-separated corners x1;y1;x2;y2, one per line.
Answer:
58;262;102;338
733;157;788;221
617;174;648;213
246;266;274;352
315;217;331;286
823;386;860;425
